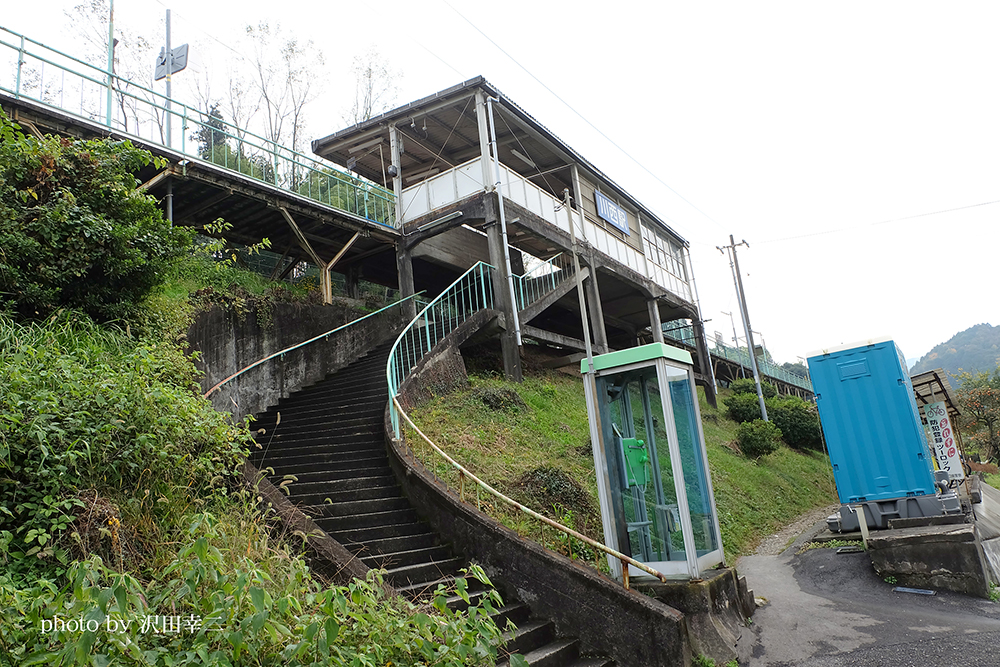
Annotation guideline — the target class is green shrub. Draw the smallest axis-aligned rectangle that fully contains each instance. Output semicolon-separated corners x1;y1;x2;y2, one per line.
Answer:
0;311;249;581
768;397;822;450
0;111;193;322
728;378;776;398
1;514;508;666
737;419;782;458
728;378;758;396
724;392;761;423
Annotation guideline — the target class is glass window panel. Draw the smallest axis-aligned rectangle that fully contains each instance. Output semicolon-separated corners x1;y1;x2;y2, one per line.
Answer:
664;365;719;556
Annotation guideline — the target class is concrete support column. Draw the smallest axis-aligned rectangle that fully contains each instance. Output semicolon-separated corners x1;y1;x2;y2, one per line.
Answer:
691;317;718;408
648;298;664;344
583;260;609;352
396;243;417;321
484;210;522;382
346;266;361;300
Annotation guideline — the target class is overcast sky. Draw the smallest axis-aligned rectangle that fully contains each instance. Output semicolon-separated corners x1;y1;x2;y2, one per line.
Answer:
4;1;998;368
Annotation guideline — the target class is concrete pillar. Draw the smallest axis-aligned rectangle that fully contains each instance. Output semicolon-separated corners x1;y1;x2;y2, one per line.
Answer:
648;298;664;344
396;243;417;320
346;266;360;300
691;317;718;408
484;212;522;382
583;261;609;352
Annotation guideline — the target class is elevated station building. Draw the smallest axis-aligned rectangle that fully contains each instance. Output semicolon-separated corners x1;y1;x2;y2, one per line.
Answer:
311;77;715;397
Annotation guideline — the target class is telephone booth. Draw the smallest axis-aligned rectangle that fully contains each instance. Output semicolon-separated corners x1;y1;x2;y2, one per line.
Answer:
582;343;725;581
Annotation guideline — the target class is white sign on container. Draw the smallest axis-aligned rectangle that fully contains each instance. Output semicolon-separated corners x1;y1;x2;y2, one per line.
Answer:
924;401;965;481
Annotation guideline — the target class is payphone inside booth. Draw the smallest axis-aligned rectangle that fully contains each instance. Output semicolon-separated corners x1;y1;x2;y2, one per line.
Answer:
582;343;725;581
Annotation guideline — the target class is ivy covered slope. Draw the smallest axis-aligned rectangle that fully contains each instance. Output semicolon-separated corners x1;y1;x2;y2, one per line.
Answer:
0;112;507;666
407;351;836;561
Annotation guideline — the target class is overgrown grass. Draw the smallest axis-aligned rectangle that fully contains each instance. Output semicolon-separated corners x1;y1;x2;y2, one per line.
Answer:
408;368;838;562
0;292;507;666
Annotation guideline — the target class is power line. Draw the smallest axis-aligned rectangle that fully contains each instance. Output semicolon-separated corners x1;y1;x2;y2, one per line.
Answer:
439;0;726;234
756;198;1000;245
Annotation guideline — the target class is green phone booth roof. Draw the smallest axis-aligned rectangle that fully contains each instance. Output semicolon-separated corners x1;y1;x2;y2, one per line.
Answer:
580;343;693;374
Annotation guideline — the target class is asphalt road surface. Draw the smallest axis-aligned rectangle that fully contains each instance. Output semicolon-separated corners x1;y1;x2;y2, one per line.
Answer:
737;522;1000;666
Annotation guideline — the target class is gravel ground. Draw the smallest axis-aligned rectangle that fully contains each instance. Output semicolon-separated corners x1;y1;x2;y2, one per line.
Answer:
750;503;840;556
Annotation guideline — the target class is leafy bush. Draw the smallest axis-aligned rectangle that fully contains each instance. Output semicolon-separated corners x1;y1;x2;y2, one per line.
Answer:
768;397;822;450
0;111;193;322
737;419;783;458
0;312;249;580
1;514;508;666
724;392;762;423
727;378;776;398
728;378;757;395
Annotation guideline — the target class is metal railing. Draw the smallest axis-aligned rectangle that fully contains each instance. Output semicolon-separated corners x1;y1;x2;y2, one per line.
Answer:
203;294;423;400
0;26;396;227
392;395;666;588
387;262;495;437
512;252;574;311
662;321;812;391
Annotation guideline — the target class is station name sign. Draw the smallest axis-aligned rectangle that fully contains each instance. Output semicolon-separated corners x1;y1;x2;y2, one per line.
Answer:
594;191;630;235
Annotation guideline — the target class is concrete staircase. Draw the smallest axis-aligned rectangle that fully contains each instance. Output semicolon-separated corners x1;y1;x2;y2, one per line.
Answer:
250;342;612;666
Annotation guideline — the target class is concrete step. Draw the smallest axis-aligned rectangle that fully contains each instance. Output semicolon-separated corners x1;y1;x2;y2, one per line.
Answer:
309;496;412;519
491;602;531;630
315;507;420;532
566;658;614;667
392;574;460;600
250;440;385;462
254;430;385;451
253;450;388;473
498;638;580;667
327;521;434;544
256;415;383;437
361;544;454;570
260;473;395;498
501;619;556;658
287;483;401;507
258;458;392;486
254;393;387;423
384;557;466;587
350;531;441;557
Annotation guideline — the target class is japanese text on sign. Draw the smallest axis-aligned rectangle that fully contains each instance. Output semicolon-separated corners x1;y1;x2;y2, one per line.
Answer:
925;401;964;481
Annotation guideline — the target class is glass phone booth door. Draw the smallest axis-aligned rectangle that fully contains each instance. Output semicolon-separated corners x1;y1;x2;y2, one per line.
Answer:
583;344;724;581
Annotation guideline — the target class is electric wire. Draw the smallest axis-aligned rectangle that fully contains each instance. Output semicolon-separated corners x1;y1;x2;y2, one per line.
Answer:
494;106;560;200
756;198;1000;245
440;0;727;234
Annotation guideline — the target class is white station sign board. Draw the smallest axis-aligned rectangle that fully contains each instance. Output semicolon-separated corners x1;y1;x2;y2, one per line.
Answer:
924;401;965;481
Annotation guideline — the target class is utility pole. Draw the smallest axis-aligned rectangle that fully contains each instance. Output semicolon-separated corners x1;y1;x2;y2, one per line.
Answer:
165;9;173;148
105;0;114;127
718;235;768;421
721;310;745;378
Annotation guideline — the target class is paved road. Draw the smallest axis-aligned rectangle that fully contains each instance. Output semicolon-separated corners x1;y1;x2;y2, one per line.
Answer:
737;522;1000;666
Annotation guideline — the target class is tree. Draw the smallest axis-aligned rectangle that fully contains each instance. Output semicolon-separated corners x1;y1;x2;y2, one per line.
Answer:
955;367;1000;462
193;102;227;158
67;0;162;137
346;46;400;125
244;22;325;154
782;361;809;377
0;111;193;322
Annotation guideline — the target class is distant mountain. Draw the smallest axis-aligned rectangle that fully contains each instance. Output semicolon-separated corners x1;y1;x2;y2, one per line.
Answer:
909;323;1000;378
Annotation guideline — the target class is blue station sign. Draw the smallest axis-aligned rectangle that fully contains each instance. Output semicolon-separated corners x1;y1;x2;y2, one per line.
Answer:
594;191;630;235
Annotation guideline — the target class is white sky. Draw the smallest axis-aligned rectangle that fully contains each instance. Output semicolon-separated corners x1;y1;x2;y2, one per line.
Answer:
4;1;998;367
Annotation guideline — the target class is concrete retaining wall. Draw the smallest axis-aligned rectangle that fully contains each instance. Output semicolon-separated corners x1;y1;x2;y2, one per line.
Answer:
386;322;693;667
189;299;410;423
188;298;408;585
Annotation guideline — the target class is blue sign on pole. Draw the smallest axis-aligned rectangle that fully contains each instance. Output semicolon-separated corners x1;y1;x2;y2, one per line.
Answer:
594;191;630;235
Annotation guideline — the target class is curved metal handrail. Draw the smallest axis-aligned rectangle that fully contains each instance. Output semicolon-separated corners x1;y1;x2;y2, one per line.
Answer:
392;396;667;588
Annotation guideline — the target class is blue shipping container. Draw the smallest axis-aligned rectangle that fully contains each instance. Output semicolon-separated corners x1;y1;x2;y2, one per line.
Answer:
807;337;935;504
